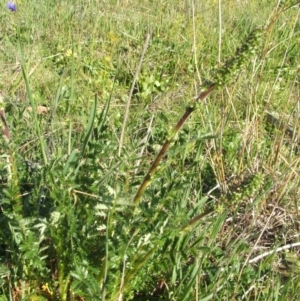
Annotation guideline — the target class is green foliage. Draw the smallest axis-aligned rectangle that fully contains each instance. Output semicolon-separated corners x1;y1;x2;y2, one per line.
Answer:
0;0;299;300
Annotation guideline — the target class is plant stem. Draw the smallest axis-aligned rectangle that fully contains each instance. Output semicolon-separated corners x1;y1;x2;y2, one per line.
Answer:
133;85;215;207
118;33;151;157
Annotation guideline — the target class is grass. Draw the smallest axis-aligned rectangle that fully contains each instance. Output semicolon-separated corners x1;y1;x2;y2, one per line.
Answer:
0;0;300;300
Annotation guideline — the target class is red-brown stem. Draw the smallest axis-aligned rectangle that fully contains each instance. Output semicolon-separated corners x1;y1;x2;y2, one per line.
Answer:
0;109;11;140
0;108;22;214
133;84;216;207
181;208;214;231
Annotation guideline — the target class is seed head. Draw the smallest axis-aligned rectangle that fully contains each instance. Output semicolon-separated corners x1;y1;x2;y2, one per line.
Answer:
211;27;265;89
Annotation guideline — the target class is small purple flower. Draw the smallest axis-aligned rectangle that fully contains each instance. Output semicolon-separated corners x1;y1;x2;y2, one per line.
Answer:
7;1;17;12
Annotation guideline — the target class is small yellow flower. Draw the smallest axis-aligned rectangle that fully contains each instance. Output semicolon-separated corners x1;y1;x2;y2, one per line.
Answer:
42;283;53;296
64;49;77;58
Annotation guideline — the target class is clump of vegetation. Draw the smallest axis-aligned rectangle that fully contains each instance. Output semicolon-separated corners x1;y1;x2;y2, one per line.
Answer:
0;0;299;300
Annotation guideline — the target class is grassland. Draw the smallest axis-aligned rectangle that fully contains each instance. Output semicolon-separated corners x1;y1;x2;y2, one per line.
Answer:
0;0;300;300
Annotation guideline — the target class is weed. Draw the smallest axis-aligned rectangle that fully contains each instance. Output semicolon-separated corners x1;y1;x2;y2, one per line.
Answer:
0;0;299;300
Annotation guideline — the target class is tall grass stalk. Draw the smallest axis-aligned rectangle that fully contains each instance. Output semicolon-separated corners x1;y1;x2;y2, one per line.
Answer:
18;40;48;165
118;33;151;157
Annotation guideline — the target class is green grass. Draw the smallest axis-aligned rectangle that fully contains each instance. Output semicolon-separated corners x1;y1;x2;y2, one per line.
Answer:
0;0;300;300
